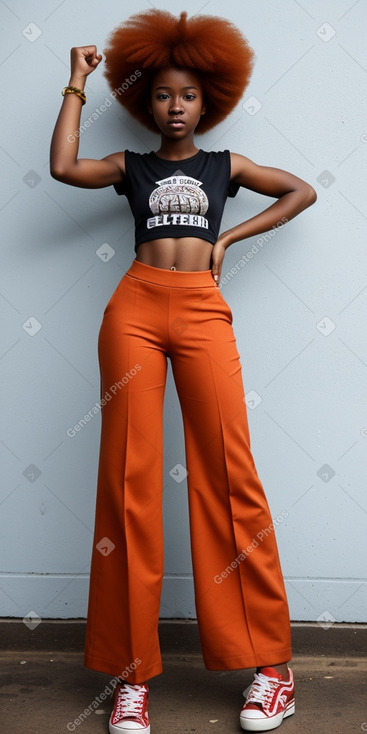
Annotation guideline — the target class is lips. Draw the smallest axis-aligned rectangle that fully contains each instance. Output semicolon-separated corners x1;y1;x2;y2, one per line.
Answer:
168;119;185;126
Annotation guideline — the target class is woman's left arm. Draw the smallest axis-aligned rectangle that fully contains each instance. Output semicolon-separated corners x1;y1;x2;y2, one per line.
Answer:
211;152;317;282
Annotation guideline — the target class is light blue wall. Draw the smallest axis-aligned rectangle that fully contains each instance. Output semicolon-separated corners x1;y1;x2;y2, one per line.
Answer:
1;0;366;626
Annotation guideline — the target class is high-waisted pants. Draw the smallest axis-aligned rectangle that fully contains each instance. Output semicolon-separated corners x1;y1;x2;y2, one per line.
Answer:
84;258;292;683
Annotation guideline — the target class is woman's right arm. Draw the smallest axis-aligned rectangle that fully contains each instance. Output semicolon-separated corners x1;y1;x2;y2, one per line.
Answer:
50;46;125;188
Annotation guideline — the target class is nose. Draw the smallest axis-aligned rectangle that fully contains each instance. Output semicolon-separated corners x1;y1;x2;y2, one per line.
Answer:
169;96;183;114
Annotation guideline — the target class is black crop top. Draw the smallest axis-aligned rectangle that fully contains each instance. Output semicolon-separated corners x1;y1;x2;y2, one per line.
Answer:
113;149;240;252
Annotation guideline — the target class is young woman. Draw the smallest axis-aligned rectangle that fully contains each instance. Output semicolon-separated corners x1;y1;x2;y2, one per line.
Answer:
50;10;316;733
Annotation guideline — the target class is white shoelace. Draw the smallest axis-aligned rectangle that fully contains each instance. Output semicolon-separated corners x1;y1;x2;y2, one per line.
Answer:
114;682;146;719
246;672;279;709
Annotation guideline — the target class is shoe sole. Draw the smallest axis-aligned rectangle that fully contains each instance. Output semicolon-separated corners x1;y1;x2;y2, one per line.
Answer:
109;719;150;734
240;700;295;731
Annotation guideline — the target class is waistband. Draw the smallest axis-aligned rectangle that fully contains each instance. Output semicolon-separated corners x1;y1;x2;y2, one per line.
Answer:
125;259;217;289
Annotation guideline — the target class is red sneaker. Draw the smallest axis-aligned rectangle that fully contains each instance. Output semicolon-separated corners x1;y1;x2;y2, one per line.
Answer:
240;666;295;731
109;681;150;733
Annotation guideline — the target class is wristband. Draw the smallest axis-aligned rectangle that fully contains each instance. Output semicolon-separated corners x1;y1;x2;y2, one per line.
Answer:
62;85;86;105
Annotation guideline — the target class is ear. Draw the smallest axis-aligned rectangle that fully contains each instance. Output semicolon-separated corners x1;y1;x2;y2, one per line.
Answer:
201;103;206;116
147;102;153;115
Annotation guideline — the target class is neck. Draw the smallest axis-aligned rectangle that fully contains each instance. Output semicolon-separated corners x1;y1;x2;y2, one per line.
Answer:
155;135;199;161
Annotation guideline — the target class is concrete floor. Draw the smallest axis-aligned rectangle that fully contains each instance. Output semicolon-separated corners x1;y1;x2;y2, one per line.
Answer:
1;621;367;734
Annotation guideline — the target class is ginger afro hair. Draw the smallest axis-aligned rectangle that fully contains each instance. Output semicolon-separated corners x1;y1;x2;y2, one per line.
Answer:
103;9;255;133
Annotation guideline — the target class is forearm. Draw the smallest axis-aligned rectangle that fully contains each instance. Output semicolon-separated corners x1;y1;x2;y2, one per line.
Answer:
49;74;86;177
219;187;316;249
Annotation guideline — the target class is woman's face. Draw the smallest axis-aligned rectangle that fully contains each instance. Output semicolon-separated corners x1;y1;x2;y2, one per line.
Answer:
149;67;206;138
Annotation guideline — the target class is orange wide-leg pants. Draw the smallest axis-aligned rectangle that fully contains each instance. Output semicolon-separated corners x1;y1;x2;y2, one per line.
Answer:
84;259;292;683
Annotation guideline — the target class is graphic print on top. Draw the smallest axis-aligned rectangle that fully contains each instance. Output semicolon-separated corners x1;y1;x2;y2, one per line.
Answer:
147;171;209;231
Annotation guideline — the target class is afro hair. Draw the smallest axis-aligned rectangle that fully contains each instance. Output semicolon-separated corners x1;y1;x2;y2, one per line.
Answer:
103;9;255;133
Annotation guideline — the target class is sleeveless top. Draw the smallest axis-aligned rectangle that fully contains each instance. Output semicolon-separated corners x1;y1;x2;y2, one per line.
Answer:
113;149;240;252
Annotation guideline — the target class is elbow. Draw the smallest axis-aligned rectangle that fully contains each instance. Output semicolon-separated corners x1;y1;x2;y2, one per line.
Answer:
50;164;65;181
50;170;63;182
49;165;73;184
292;183;317;214
305;184;317;206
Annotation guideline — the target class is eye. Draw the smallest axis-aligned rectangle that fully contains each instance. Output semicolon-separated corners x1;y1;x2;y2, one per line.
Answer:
185;94;196;100
156;93;170;100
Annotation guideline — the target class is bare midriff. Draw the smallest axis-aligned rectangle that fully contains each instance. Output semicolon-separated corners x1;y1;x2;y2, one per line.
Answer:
135;237;214;271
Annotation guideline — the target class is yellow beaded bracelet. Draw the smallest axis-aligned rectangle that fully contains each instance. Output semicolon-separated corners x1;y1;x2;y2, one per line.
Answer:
62;86;86;105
